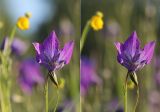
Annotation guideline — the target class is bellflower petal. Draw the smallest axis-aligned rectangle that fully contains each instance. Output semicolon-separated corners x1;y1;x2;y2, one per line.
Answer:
142;41;155;64
114;42;122;54
33;42;41;54
114;42;124;64
58;41;74;64
42;31;59;61
32;42;43;63
123;31;140;58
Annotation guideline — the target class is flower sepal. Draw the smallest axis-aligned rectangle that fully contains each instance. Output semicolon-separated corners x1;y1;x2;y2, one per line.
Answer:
48;71;59;88
129;72;138;86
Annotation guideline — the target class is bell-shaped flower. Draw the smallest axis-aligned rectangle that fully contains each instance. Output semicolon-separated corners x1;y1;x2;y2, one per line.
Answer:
32;31;74;71
81;57;101;96
19;59;44;94
114;31;155;72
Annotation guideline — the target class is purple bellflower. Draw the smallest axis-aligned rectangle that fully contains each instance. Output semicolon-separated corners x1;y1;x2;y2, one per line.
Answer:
114;31;155;85
0;37;28;56
114;31;155;72
11;38;28;56
32;31;74;86
33;31;74;71
19;59;44;94
81;57;101;96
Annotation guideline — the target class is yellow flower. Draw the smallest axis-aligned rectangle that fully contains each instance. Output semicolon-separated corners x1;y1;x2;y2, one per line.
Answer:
17;13;31;30
90;11;104;31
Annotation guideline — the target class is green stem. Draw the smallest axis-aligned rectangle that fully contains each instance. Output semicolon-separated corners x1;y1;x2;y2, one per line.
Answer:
45;78;49;112
3;25;17;54
133;84;139;112
80;21;90;53
124;73;129;112
0;80;12;112
9;26;16;41
53;89;60;112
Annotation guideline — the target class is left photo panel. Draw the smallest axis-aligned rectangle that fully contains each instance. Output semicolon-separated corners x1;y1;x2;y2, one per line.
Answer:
0;0;80;112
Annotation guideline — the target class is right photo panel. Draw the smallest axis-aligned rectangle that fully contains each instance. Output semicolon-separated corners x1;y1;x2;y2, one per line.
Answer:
81;0;159;112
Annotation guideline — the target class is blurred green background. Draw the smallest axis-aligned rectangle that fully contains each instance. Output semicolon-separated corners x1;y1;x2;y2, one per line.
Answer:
81;0;160;112
0;0;80;112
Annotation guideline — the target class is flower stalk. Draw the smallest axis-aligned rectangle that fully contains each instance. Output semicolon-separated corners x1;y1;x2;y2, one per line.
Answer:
0;78;12;112
45;77;49;112
53;89;60;112
49;71;60;112
80;21;90;53
124;72;140;112
133;85;139;112
45;72;60;112
10;26;17;42
124;72;129;112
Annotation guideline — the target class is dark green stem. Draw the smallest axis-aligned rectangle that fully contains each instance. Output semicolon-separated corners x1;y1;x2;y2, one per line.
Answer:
80;21;90;53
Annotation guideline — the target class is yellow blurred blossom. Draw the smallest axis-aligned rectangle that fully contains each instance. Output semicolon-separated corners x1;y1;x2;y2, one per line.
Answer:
17;12;31;30
90;11;104;31
58;78;65;89
127;80;135;89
